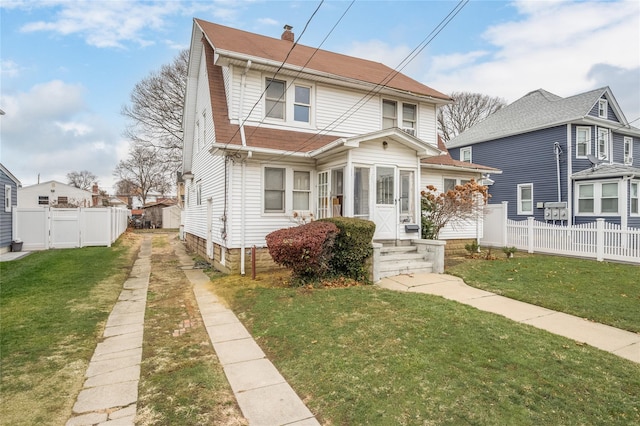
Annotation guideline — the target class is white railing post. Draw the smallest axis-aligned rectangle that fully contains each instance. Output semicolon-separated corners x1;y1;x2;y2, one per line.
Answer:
527;217;534;253
596;218;605;261
501;201;508;247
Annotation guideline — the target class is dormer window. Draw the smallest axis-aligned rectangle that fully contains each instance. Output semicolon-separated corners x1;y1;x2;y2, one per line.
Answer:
598;99;608;119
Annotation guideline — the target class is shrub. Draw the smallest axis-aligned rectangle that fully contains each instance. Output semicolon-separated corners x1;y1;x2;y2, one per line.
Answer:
319;217;376;282
265;221;339;283
464;240;480;255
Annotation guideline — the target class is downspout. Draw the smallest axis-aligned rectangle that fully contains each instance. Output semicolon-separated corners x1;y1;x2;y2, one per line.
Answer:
554;142;563;203
239;60;251;275
566;125;573;225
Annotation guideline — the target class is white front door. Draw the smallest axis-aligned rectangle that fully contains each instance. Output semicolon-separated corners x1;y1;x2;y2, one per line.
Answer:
373;166;397;240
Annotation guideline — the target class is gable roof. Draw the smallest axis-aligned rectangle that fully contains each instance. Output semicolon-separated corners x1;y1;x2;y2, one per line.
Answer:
195;19;451;102
0;163;21;186
448;87;640;148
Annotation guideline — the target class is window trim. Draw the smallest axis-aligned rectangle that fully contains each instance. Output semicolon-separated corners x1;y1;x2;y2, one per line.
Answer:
597;128;609;160
265;78;286;120
631;181;639;216
293;85;311;123
382;99;397;129
575;180;620;216
598;99;608;119
292;170;311;211
517;183;534;215
263;77;315;127
460;147;472;163
576;126;591;158
624;137;633;164
4;185;12;213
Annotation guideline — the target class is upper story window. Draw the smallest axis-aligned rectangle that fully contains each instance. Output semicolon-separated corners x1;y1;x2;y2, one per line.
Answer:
624;137;633;164
265;78;286;120
294;86;311;123
517;183;533;215
598;99;608;119
460;147;472;163
402;104;417;135
382;100;397;129
597;128;609;160
576;126;591;158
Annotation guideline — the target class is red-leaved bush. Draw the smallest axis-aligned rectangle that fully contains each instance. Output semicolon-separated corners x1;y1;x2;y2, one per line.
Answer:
265;221;339;281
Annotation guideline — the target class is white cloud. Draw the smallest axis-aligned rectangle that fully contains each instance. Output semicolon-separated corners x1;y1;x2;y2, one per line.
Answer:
421;0;640;120
0;59;21;78
55;121;93;136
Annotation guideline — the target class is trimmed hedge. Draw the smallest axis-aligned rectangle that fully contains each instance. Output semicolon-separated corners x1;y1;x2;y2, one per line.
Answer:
265;221;339;281
319;217;376;282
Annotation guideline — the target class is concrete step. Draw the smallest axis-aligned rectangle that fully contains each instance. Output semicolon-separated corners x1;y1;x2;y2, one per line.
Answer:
380;246;418;254
379;259;433;273
380;252;426;261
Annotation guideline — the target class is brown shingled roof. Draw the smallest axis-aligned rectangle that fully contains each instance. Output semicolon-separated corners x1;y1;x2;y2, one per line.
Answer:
203;41;338;152
196;19;451;101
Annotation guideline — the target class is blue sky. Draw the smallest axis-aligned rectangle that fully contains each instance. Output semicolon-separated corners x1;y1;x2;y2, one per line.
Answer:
1;0;639;191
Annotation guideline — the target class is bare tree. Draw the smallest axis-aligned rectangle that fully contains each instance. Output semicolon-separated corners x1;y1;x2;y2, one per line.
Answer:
113;145;171;206
438;92;507;143
121;49;188;176
67;170;97;190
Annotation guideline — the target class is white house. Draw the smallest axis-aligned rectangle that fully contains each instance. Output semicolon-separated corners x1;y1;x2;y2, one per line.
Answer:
181;19;498;275
18;180;93;208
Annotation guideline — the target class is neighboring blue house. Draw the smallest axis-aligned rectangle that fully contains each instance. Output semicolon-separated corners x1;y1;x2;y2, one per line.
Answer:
447;87;640;229
1;163;22;253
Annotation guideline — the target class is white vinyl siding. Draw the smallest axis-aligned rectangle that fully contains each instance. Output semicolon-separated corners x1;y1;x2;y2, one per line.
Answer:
576;126;591;158
517;183;533;215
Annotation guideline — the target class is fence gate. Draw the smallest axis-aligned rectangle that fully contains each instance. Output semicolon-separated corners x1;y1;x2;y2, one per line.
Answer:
51;208;81;248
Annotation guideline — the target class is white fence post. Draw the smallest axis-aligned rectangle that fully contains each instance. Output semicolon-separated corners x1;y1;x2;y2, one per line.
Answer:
501;201;508;247
527;217;534;253
596;218;605;261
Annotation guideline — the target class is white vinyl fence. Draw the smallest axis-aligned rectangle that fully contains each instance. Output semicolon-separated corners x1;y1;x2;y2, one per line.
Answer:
13;207;129;251
482;202;640;264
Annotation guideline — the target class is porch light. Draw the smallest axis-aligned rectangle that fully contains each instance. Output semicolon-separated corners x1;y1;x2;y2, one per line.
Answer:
382;141;388;149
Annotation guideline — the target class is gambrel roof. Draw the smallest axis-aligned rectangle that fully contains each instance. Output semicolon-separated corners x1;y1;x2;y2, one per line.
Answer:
448;87;640;148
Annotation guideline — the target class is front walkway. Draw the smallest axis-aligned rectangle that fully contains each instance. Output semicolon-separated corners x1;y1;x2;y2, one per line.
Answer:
377;273;640;364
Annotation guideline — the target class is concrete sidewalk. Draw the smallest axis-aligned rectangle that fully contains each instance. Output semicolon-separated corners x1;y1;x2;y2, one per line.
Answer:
377;273;640;364
171;239;320;426
67;235;152;426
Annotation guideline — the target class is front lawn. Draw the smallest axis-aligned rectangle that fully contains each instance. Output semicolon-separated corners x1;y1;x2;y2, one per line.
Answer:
446;252;640;333
0;235;137;425
217;276;640;425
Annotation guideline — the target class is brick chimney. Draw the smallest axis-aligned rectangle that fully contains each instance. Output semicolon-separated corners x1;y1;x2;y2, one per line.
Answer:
281;25;294;42
92;183;99;206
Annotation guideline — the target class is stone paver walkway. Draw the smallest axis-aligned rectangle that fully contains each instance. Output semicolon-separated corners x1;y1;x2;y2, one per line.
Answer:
170;238;320;426
378;273;640;364
66;236;152;426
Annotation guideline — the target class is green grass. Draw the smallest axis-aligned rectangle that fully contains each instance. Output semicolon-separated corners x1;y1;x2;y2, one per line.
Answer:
0;240;134;425
220;277;640;425
446;253;640;333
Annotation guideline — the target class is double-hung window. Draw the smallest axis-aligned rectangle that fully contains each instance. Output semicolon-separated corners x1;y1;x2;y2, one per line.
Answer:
576;181;619;215
598;99;608;119
402;104;417;135
264;167;285;213
196;180;202;206
382;100;418;136
631;181;639;215
624;137;633;164
597;128;609;160
265;78;286;119
460;147;472;163
517;183;533;215
576;126;591;158
382;100;397;129
294;86;311;123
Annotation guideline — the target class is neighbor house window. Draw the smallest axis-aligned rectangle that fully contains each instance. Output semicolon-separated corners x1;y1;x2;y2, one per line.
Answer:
292;171;310;210
202;111;207;147
195;121;200;153
264;167;285;213
294;85;311;123
601;182;618;213
265;78;286;119
382;100;397;129
4;185;11;212
517;183;533;215
57;196;68;204
598;99;608;119
460;147;472;163
597;128;609;160
631;181;639;215
624;137;633;164
196;180;202;206
444;178;457;192
38;196;49;205
576;181;619;215
576;126;591;157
